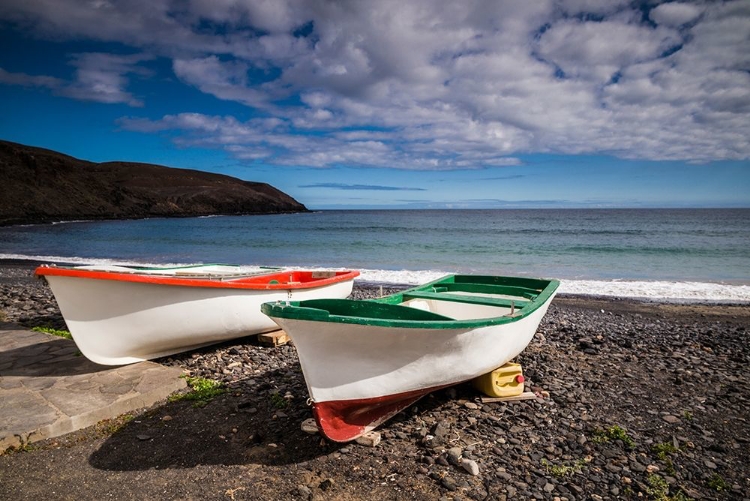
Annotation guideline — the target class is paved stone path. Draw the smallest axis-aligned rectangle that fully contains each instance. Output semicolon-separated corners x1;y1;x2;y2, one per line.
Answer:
0;323;186;452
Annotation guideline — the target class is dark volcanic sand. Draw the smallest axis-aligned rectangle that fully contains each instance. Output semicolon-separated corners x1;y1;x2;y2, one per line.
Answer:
1;261;748;500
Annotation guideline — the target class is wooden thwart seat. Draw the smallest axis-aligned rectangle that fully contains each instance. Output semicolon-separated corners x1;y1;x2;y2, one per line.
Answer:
402;290;529;309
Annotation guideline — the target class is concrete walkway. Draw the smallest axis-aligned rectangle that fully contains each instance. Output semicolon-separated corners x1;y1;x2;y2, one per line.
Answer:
0;323;186;453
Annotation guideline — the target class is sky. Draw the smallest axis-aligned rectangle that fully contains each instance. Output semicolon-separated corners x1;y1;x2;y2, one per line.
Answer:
0;1;749;210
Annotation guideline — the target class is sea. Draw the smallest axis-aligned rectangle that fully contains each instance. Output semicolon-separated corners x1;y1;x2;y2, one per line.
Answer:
1;209;749;303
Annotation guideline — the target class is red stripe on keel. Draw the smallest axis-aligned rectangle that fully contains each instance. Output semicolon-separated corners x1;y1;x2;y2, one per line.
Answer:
311;383;454;442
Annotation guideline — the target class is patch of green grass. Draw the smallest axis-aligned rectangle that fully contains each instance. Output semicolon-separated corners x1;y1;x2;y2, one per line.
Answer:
169;376;225;407
706;474;728;492
652;441;679;460
682;410;693;422
541;458;587;478
647;474;669;499
32;326;72;340
95;414;134;436
592;425;635;448
270;392;289;409
0;443;34;456
646;474;692;501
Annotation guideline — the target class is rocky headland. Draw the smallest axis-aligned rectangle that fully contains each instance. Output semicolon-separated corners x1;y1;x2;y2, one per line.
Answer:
0;140;306;226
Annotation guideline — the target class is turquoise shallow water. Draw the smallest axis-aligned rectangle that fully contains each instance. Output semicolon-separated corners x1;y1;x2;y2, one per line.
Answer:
1;209;749;285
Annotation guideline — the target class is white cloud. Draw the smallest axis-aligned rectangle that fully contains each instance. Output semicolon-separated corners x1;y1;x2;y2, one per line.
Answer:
0;67;62;88
0;52;151;106
60;52;152;106
650;2;703;27
118;112;523;170
2;0;749;166
173;56;269;108
559;0;631;17
535;20;681;82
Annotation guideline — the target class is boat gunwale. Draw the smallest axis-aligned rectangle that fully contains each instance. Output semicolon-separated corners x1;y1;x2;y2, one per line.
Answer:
262;274;560;329
34;265;360;290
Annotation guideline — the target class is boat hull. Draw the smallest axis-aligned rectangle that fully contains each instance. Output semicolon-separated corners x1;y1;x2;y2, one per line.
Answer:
39;269;356;365
270;297;553;442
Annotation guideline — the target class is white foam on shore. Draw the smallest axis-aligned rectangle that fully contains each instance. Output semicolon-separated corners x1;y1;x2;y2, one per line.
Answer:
558;279;750;304
355;269;750;304
0;253;201;269
3;254;749;303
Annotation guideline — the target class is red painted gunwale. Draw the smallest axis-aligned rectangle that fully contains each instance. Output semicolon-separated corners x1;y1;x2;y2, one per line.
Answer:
311;383;454;442
34;266;359;290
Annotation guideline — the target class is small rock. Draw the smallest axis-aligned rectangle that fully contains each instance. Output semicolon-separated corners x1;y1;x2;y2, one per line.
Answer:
447;447;462;465
355;431;381;447
662;415;680;424
461;458;480;476
433;420;451;439
301;418;319;434
496;471;512;481
136;434;151;441
441;477;458;491
630;461;646;473
319;478;334;491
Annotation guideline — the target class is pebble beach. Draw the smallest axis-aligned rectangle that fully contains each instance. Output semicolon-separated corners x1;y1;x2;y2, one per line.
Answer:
1;260;749;501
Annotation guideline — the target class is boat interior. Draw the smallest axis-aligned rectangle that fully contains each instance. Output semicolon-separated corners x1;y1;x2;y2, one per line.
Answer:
283;276;553;322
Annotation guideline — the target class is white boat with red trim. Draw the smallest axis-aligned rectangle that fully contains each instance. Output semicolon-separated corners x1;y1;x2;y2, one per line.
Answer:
262;274;559;442
35;264;359;365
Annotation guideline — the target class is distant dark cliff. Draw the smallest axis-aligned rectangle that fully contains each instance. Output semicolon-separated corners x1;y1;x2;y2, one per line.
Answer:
0;140;307;226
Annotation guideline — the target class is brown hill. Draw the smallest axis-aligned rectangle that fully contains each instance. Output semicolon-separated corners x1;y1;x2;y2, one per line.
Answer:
0;140;307;226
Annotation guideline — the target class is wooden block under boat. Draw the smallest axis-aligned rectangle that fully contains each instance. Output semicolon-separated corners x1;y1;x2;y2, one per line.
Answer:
258;329;290;347
480;391;539;404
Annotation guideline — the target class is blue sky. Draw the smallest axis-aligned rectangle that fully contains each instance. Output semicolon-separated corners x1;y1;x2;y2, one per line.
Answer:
0;1;748;209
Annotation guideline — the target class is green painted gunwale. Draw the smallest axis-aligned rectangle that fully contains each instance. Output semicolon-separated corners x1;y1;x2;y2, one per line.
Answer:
261;274;559;330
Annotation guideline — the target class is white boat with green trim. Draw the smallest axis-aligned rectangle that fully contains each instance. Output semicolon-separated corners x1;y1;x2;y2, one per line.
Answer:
262;274;559;442
35;263;359;365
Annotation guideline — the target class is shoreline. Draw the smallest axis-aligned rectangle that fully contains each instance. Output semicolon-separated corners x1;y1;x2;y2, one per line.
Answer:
0;209;312;228
2;257;749;306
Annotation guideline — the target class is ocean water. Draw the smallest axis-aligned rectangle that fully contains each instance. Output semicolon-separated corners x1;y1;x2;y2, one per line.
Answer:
1;209;749;302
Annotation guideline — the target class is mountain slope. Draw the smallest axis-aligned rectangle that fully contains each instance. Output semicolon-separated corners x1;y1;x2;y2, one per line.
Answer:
0;140;307;226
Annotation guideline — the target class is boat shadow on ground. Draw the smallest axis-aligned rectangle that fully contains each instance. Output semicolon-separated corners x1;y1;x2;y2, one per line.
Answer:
87;365;452;472
0;335;110;378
